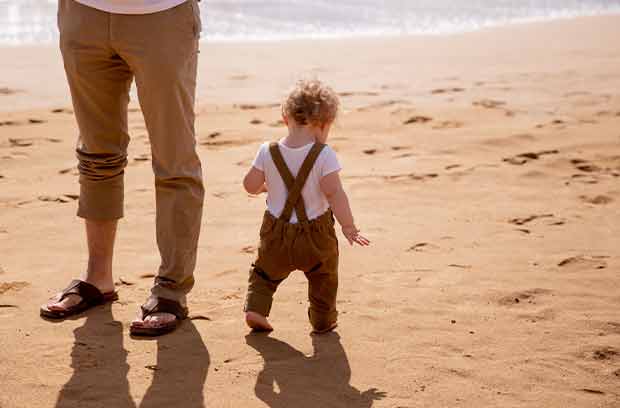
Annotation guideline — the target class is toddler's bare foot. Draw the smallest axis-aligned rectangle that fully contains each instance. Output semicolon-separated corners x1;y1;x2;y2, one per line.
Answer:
245;311;273;332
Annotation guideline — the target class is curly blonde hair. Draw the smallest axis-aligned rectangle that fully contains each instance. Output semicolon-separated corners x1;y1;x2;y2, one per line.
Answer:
282;79;339;128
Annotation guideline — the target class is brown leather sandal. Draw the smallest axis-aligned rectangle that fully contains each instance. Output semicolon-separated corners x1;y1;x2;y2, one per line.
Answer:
130;296;188;337
40;280;118;319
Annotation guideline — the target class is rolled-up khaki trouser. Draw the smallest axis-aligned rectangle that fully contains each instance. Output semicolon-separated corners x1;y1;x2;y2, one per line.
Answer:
58;0;204;304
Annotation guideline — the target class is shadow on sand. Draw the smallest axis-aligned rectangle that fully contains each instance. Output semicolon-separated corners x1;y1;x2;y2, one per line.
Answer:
54;305;209;408
246;332;386;408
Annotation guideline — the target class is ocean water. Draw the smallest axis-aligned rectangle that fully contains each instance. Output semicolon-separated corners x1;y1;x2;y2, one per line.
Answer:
1;0;620;45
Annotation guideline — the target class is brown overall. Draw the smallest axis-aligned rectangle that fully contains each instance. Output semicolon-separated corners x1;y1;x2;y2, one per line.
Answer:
244;142;339;332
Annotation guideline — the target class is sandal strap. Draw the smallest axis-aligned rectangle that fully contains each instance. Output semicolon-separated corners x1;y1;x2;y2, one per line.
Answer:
140;297;188;321
58;280;104;305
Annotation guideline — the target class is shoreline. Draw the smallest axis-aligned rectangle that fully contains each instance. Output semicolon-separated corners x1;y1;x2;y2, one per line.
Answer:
2;10;620;47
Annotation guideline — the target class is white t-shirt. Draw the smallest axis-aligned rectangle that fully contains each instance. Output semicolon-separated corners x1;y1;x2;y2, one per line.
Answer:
73;0;187;14
252;141;341;224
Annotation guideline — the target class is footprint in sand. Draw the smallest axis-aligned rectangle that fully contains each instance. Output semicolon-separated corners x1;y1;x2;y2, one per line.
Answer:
0;87;21;95
132;153;150;163
431;87;465;95
483;133;537;147
204;131;221;140
403;115;433;125
503;149;559;165
384;173;438;182
202;137;260;149
59;167;79;175
0;281;30;295
586;346;619;361
558;255;608;270
337;91;379;97
498;288;552;306
472;99;506;109
579;389;605;395
448;264;472;269
432;120;463;130
571;159;602;173
407;242;440;252
357;99;410;112
0;119;46;127
568;173;599;185
579;195;613;205
222;293;241;300
200;140;236;148
234;103;280;110
508;214;555;226
536;119;567;129
37;194;79;204
8;138;34;147
51;108;73;114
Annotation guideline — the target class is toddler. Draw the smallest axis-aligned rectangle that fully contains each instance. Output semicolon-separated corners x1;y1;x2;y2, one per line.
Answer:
242;79;369;333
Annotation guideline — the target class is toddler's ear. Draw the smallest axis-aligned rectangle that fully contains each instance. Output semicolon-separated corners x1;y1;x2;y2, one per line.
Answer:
282;115;289;126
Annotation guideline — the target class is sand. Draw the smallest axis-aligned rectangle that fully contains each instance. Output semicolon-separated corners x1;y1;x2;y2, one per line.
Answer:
1;15;620;408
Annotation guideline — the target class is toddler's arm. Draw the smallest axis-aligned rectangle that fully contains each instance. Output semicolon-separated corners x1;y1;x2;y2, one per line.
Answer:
320;171;370;246
243;167;267;195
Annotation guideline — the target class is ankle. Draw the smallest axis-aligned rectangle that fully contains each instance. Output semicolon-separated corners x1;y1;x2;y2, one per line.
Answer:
81;272;114;292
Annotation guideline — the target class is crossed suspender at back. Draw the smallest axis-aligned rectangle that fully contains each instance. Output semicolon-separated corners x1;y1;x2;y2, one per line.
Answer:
269;142;326;223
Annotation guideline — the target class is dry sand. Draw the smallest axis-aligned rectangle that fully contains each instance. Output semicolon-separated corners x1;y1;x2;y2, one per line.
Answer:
1;15;620;408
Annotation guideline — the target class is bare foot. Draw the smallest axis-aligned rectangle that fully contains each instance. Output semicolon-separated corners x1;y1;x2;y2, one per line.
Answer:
245;311;273;332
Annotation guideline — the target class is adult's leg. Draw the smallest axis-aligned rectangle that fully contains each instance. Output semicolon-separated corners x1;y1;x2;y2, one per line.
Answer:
48;220;118;311
115;1;205;328
46;0;133;312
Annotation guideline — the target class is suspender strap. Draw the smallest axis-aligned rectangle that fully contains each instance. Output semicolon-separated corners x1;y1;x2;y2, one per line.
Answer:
269;142;326;223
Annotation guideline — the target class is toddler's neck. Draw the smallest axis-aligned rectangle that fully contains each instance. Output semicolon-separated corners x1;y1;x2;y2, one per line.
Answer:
281;125;324;148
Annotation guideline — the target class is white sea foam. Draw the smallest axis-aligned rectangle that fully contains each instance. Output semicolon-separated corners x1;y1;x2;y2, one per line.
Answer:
1;0;619;45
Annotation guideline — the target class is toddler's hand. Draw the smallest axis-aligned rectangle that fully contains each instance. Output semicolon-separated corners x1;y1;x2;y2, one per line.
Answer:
342;225;370;247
